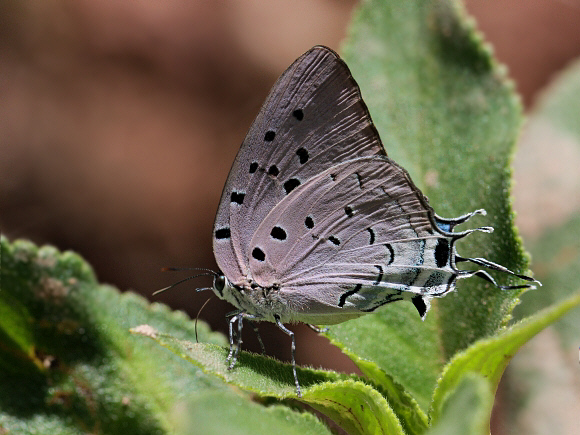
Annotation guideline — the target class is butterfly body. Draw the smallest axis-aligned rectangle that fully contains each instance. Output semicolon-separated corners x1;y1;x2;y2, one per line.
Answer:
207;45;538;396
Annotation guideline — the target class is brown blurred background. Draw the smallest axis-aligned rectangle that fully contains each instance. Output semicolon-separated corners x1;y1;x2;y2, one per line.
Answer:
1;0;580;415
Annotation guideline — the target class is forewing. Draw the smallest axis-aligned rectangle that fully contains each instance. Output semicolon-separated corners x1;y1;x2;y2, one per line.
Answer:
213;46;385;283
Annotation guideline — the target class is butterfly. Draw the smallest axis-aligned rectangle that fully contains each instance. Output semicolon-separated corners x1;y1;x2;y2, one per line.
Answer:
207;45;538;397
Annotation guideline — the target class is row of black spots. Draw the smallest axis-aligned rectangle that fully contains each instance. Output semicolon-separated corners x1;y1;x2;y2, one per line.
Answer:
338;283;362;307
262;108;302;145
434;238;450;268
230;191;245;205
215;227;231;239
270;226;287;241
252;247;266;262
344;206;353;217
373;265;383;285
385;243;395;265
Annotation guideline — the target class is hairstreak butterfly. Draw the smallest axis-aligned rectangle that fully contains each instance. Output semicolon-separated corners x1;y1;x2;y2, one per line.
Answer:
208;45;538;396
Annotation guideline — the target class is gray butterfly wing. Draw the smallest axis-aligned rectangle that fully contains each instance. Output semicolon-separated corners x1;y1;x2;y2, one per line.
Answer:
213;46;385;284
248;156;457;324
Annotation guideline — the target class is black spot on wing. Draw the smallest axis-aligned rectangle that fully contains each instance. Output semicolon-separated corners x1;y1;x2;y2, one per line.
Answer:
296;147;309;164
412;295;428;318
264;131;276;142
270;226;287;240
385;244;395;265
305;216;314;229
215;228;231;239
252;247;265;261
268;165;279;177
284;178;301;194
355;172;363;189
249;162;258;173
361;293;404;312
367;228;375;245
328;236;340;246
338;284;362;307
292;109;304;120
373;265;383;285
434;238;450;268
344;206;353;217
230;191;245;205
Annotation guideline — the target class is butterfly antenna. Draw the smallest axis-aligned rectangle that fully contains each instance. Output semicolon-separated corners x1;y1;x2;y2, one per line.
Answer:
162;267;219;276
195;296;214;343
152;269;217;296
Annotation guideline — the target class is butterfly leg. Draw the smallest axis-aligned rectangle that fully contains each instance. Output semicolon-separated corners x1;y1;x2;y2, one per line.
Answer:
307;324;328;333
248;320;266;354
226;312;242;367
274;315;301;397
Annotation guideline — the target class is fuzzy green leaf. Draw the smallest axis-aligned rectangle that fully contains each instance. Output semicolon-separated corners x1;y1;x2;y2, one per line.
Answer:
0;237;335;433
179;392;332;435
327;0;530;412
430;292;580;426
425;374;492;435
131;329;404;434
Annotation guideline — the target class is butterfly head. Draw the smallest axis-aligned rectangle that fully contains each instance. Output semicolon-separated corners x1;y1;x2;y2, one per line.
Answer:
212;272;245;309
212;272;228;299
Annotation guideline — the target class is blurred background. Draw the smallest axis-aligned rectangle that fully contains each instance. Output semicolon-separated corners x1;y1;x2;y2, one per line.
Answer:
1;0;580;431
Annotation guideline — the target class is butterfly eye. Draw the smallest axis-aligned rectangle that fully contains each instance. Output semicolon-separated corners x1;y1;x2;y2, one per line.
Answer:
213;274;226;296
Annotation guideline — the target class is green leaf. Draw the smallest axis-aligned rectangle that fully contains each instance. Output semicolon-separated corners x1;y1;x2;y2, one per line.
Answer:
131;329;404;435
180;392;332;435
430;291;580;426
0;237;335;433
425;374;493;435
329;0;530;412
129;329;346;397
